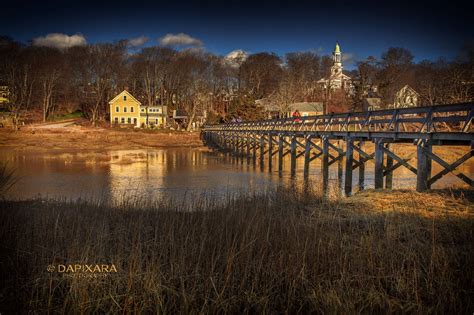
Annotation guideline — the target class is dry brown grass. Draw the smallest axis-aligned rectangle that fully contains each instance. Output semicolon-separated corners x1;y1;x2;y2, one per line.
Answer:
0;124;202;150
0;188;473;313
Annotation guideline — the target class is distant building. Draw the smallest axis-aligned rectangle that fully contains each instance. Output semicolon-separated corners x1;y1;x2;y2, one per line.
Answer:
393;85;419;108
287;102;324;117
363;98;383;111
109;90;167;128
171;109;207;129
318;43;353;92
259;100;324;118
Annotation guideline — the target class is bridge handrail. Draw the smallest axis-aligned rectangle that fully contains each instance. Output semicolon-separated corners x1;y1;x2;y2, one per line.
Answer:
203;102;474;134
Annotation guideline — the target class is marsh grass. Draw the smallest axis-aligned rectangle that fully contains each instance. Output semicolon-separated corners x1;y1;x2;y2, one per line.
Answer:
0;188;473;313
0;163;16;199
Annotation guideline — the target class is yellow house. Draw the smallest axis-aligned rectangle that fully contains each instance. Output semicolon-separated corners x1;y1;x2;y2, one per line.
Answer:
109;90;167;128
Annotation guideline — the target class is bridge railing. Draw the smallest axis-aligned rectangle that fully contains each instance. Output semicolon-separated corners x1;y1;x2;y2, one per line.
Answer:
204;103;474;134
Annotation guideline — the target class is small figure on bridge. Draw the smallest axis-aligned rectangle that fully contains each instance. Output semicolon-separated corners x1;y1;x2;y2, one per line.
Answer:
292;110;302;123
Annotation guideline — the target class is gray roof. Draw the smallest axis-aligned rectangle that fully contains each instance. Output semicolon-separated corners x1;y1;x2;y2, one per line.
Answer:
289;102;324;113
258;101;324;113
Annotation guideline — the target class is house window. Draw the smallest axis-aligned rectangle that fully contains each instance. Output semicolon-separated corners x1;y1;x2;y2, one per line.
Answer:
128;118;131;124
116;106;119;113
123;95;127;101
114;117;118;124
121;117;125;123
141;109;144;112
124;107;127;113
130;107;134;112
155;118;158;124
133;118;137;125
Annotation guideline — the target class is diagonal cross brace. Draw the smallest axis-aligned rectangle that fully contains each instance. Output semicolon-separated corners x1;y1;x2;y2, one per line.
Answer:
426;149;473;186
381;146;418;175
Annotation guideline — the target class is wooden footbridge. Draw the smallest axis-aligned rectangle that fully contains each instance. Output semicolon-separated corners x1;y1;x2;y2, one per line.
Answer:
202;103;474;194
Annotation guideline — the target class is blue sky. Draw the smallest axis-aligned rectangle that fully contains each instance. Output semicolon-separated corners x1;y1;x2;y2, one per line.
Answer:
2;0;472;69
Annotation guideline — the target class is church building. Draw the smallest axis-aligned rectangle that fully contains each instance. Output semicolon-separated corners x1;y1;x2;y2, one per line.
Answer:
318;43;353;92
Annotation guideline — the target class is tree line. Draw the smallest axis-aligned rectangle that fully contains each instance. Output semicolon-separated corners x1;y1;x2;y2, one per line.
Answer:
0;35;472;130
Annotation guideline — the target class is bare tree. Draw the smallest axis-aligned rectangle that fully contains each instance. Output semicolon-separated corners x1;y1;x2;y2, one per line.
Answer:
74;43;127;125
36;47;63;122
0;38;35;129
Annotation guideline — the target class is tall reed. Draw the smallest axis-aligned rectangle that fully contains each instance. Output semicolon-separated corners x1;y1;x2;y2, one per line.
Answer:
0;188;472;313
0;163;16;199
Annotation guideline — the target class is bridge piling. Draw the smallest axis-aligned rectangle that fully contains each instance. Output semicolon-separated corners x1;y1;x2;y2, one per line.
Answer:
337;140;344;190
374;139;384;189
303;136;312;178
268;133;273;171
278;134;284;175
322;137;329;193
385;143;393;189
416;140;432;192
345;138;354;196
290;136;297;177
358;141;365;191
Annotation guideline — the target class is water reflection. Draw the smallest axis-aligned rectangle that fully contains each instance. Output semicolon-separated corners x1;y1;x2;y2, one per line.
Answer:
1;148;472;203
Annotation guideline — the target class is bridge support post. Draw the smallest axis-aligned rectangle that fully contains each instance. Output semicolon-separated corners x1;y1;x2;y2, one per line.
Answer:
240;134;245;164
303;136;312;179
259;134;265;169
385;143;393;189
232;133;236;155
268;133;273;171
246;134;251;161
252;134;257;164
337;140;344;190
234;134;239;158
278;134;284;175
345;138;354;196
322;137;329;193
416;140;432;192
374;139;384;189
290;136;297;177
359;141;365;191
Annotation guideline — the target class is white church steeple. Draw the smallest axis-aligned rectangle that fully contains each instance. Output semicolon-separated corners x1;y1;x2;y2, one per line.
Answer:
331;42;343;76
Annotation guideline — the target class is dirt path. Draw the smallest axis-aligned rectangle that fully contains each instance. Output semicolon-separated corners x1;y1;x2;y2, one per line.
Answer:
27;119;81;129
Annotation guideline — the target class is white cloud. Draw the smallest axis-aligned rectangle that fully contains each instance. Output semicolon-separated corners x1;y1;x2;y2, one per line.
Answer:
128;36;148;47
159;33;203;47
32;33;87;49
224;49;248;67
